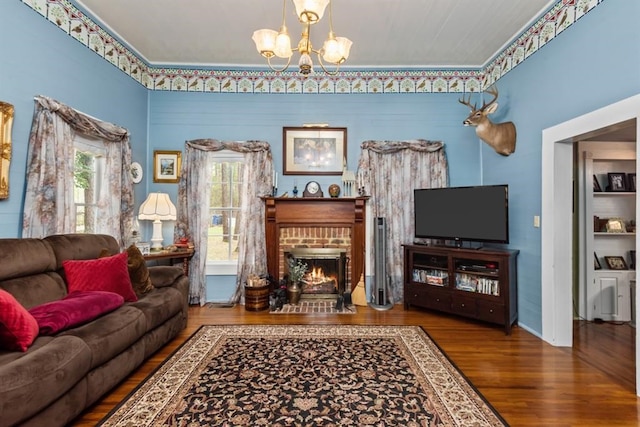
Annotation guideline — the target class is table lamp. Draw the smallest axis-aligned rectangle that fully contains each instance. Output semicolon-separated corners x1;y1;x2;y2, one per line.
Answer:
138;192;177;251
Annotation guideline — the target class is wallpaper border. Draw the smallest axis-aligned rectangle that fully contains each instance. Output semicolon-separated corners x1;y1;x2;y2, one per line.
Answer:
21;0;604;94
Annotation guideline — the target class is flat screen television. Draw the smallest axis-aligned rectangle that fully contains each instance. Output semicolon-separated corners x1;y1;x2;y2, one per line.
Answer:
414;185;509;246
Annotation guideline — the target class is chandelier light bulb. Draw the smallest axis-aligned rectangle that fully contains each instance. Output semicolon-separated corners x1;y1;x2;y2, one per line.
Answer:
335;37;352;63
322;35;341;64
274;26;293;58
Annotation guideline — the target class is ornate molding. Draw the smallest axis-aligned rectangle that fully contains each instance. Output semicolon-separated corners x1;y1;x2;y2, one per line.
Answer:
21;0;604;93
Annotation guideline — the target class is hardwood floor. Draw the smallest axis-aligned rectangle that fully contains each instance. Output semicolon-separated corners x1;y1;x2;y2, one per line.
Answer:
72;305;640;427
570;319;636;393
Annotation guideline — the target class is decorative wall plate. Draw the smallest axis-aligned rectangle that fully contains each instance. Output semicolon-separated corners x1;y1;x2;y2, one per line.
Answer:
130;162;143;184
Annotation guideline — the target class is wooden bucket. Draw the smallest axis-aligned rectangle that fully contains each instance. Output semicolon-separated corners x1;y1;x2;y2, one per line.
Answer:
245;283;270;311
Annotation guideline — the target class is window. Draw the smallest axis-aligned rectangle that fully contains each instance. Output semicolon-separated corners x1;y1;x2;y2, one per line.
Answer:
73;135;106;233
207;153;244;274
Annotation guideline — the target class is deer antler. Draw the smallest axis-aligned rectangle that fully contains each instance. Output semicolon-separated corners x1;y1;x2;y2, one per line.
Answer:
481;86;499;110
458;94;476;110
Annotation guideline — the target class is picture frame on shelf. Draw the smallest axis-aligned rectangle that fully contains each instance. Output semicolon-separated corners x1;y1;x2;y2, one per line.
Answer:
593;175;602;192
605;218;626;233
628;173;636;192
282;126;346;175
605;255;628;270
594;252;602;270
607;172;627;192
153;150;181;183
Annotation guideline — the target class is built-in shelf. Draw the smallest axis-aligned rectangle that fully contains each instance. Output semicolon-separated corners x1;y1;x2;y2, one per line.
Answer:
581;147;636;322
594;232;636;236
594;192;636;197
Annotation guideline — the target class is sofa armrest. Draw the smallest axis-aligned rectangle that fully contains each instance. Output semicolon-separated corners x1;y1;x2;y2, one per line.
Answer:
148;266;184;288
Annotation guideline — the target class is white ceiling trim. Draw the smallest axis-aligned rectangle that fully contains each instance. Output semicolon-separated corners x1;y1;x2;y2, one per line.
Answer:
20;0;605;94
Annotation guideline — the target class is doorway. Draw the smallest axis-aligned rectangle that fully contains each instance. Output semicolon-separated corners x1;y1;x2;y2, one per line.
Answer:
541;94;640;395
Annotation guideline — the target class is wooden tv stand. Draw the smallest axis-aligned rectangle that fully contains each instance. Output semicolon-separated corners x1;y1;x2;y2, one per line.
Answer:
403;244;518;334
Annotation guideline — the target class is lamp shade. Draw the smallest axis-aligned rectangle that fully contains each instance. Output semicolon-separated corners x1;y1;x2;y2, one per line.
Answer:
293;0;329;24
138;193;176;221
252;29;278;58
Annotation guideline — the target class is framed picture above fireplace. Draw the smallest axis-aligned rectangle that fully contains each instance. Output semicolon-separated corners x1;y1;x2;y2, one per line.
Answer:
283;126;346;175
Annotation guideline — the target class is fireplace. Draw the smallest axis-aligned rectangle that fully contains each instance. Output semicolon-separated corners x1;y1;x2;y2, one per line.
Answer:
263;197;368;294
286;248;347;299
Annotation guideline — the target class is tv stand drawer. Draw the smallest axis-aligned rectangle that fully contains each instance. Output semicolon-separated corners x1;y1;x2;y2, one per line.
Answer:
451;295;476;317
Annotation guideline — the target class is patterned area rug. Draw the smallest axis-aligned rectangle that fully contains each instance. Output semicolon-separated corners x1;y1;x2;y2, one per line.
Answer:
270;300;357;314
99;325;507;427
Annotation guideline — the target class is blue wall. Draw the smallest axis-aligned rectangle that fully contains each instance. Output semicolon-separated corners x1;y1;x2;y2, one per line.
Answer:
481;0;640;332
147;91;483;299
0;1;148;237
2;0;639;334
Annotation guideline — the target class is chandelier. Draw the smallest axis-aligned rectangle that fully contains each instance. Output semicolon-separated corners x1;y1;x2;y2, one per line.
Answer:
252;0;352;76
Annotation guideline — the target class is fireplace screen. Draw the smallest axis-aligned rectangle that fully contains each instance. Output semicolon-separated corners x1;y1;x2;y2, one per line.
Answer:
287;248;347;298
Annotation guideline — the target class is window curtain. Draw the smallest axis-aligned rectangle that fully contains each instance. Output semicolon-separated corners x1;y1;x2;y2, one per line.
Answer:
357;140;448;303
175;139;273;305
22;95;134;245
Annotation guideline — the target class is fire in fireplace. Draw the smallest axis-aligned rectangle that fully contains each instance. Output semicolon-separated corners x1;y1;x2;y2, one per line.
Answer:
287;248;347;300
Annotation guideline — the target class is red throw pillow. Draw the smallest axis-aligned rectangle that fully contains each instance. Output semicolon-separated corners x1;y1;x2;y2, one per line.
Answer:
0;289;39;352
29;291;125;335
63;251;138;302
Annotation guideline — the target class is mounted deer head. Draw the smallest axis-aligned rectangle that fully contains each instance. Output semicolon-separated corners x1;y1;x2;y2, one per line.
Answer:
459;86;516;156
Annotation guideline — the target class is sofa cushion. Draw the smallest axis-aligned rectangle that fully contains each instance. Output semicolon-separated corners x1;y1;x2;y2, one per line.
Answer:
63;252;137;302
29;291;124;335
126;244;155;296
148;265;185;288
59;305;147;369
129;286;184;332
0;289;39;352
0;335;91;427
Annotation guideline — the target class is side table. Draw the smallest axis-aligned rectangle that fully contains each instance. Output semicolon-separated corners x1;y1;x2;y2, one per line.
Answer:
143;248;195;275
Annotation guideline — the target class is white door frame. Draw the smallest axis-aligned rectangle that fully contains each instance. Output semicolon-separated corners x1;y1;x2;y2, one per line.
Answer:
541;93;640;395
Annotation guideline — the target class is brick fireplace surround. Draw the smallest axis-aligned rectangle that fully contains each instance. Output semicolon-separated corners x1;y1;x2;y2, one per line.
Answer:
263;197;368;292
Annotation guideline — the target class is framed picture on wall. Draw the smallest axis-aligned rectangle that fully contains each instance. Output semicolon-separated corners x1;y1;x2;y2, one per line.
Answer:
283;126;346;175
153;150;181;183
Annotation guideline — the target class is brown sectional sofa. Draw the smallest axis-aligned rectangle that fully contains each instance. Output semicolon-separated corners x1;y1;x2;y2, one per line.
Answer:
0;234;189;426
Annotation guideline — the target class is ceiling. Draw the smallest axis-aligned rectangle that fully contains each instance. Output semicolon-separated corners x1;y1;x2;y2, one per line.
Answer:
74;0;554;69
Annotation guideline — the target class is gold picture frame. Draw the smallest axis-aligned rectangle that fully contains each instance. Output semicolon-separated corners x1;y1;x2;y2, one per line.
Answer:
0;101;14;200
153;150;181;183
283;126;346;175
605;218;626;233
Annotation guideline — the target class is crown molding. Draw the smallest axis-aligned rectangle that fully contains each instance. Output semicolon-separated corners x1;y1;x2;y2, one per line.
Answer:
20;0;604;94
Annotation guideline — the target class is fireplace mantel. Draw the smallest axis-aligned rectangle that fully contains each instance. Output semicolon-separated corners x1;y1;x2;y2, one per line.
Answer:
263;197;368;292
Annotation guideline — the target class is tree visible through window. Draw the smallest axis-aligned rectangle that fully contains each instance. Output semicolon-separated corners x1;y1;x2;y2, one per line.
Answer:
73;137;105;233
208;159;244;262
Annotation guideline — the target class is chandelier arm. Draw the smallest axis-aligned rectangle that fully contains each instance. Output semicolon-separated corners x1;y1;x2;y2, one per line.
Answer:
267;54;293;73
316;51;340;76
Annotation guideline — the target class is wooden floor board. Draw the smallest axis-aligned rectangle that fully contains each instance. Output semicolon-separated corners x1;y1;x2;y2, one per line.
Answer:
71;305;640;426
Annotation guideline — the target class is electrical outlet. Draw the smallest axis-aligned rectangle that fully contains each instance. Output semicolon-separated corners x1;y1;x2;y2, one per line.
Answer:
533;215;540;228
